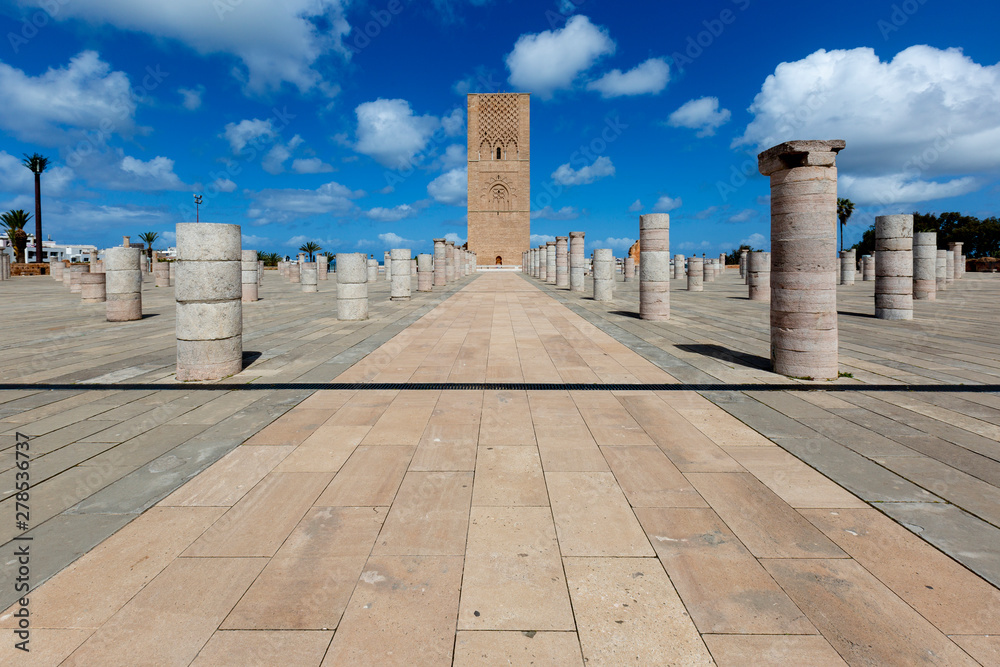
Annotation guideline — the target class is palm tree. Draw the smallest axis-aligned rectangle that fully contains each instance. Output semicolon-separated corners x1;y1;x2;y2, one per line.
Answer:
139;231;159;267
837;198;855;253
22;153;49;263
1;209;32;263
299;241;321;262
260;252;280;266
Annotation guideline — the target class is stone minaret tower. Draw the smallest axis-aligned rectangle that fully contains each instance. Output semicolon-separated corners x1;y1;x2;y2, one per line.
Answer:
467;93;530;267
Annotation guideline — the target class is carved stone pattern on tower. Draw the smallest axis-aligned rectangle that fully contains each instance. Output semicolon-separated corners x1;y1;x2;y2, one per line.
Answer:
478;93;519;158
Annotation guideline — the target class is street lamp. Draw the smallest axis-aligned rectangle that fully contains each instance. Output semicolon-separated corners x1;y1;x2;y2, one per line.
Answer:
194;194;203;222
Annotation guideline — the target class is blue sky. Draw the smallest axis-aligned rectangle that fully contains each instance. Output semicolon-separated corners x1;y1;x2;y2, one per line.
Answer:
1;0;998;258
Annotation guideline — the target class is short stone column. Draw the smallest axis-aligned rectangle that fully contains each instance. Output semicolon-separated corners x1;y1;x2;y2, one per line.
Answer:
301;262;318;293
569;232;585;292
758;139;845;380
390;248;411;300
673;254;685;280
80;272;106;304
538;246;548;281
545;241;556;284
106;248;143;321
703;258;715;283
317;255;329;280
862;255;875;281
367;257;378;283
913;232;937;301
555;236;569;287
936;250;948;291
445;243;455;283
68;264;88;293
747;251;770;302
593;248;614;302
688;257;703;291
175;223;242;381
875;214;913;320
154;260;170;287
241;250;258;302
337;252;368;320
739;249;749;279
417;253;433;292
288;261;300;283
840;249;856;285
949;242;963;280
434;239;447;286
639;213;670;320
623;256;635;282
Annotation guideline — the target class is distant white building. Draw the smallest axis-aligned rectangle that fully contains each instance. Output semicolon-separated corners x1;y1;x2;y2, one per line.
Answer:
0;236;98;263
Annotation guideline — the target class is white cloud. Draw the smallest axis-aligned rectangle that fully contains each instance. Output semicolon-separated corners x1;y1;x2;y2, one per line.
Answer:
727;209;757;223
441;108;465;136
0;51;136;144
378;232;420;248
241;233;272;249
653;195;682;212
444;232;466;246
178;86;203;110
435;144;467;171
248;180;364;224
627;199;643;213
531;206;579;220
530;234;556;245
551;156;615;186
222;119;275;154
292;157;334;174
119;155;186;190
667;97;731;137
587;237;635;252
587;58;669;98
740;232;769;250
212;177;237;193
0;151;75;197
260;135;303;175
505;15;615;98
840;174;979;206
735;45;1000;181
692;206;722;220
353;99;440;168
428;168;468;206
21;0;352;94
366;204;418;222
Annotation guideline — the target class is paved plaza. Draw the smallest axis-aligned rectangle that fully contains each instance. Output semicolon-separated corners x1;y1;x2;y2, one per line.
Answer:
1;270;1000;665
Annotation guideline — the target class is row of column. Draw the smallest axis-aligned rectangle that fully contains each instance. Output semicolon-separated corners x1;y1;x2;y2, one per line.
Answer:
432;239;475;286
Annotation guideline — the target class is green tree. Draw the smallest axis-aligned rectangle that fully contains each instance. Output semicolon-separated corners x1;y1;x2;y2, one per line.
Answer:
22;153;49;263
837;198;855;253
1;209;32;263
299;241;321;261
138;231;159;265
259;252;280;266
725;245;754;265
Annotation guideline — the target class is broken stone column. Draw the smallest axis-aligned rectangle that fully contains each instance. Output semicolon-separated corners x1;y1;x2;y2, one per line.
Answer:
105;246;142;321
862;255;875;281
445;243;455;283
555;236;569;287
593;248;614;302
759;139;845;380
318;255;329;280
740;249;748;279
949;242;963;280
434;239;447;286
875;214;913;320
337;252;368;320
623;256;635;282
747;251;771;302
639;213;670;320
241;250;258;302
913;232;937;301
154;260;170;287
545;241;556;284
390;248;411;301
538;245;548;281
936;250;948;291
288;262;300;284
673;254;685;280
688;257;703;291
703;258;715;283
301;262;318;293
840;249;856;285
80;272;106;304
569;232;585;291
417;253;433;292
175;223;242;381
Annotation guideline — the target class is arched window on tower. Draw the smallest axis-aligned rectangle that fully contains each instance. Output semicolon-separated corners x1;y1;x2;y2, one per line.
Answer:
496;147;502;160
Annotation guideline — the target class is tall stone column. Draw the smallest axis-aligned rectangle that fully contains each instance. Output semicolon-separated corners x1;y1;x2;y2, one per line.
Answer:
875;214;913;320
384;250;392;281
639;213;669;320
538;246;548;281
105;247;142;321
593;248;614;301
840;249;856;285
80;272;106;304
337;253;368;320
569;232;585;292
241;250;258;302
936;250;948;291
687;257;703;291
673;254;685;280
862;255;875;281
445;243;455;283
945;251;954;285
545;241;556;284
913;232;937;301
301;262;318;293
739;249;748;279
433;240;446;286
317;255;328;280
758;139;845;380
390;248;411;300
417;253;433;292
747;251;770;302
175;223;242;381
555;236;569;287
949;241;963;280
703;259;715;283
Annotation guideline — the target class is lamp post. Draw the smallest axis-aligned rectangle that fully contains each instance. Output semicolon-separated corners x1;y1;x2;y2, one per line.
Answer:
194;194;203;222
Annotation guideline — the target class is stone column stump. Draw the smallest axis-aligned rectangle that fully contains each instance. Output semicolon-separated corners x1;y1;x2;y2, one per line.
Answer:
241;250;258;302
748;251;771;302
555;236;569;287
875;214;913;320
337;253;368;321
105;247;143;321
936;250;948;292
318;255;329;280
434;239;447;287
639;213;670;320
417;253;433;292
688;257;703;292
390;248;411;301
80;272;106;304
913;232;937;300
301;262;318;293
569;232;585;292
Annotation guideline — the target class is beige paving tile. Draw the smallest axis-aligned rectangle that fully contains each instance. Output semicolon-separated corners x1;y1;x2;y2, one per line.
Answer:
673;407;778;447
243;409;334;446
686;473;847;559
191;630;333;666
703;634;847;666
480;391;535;445
0;628;92;666
322;555;463;667
572;392;656;446
950;636;1000;664
182;472;331;557
453;631;584;666
458;507;574;631
159;446;293;506
546;471;654;557
535;429;609;472
564;557;713;665
362;391;439;445
722;446;868;509
62;557;266;667
602;446;708;508
373;471;473;555
763;558;977;666
430;391;483;424
294;389;357;411
635;507;815;634
472;446;548;506
410;423;479;471
801;508;1000;634
314;445;413;506
0;507;225;629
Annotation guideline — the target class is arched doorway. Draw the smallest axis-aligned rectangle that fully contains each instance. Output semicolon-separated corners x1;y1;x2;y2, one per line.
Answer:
495;255;503;265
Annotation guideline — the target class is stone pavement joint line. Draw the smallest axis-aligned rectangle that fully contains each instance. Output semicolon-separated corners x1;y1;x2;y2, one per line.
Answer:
1;273;999;666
